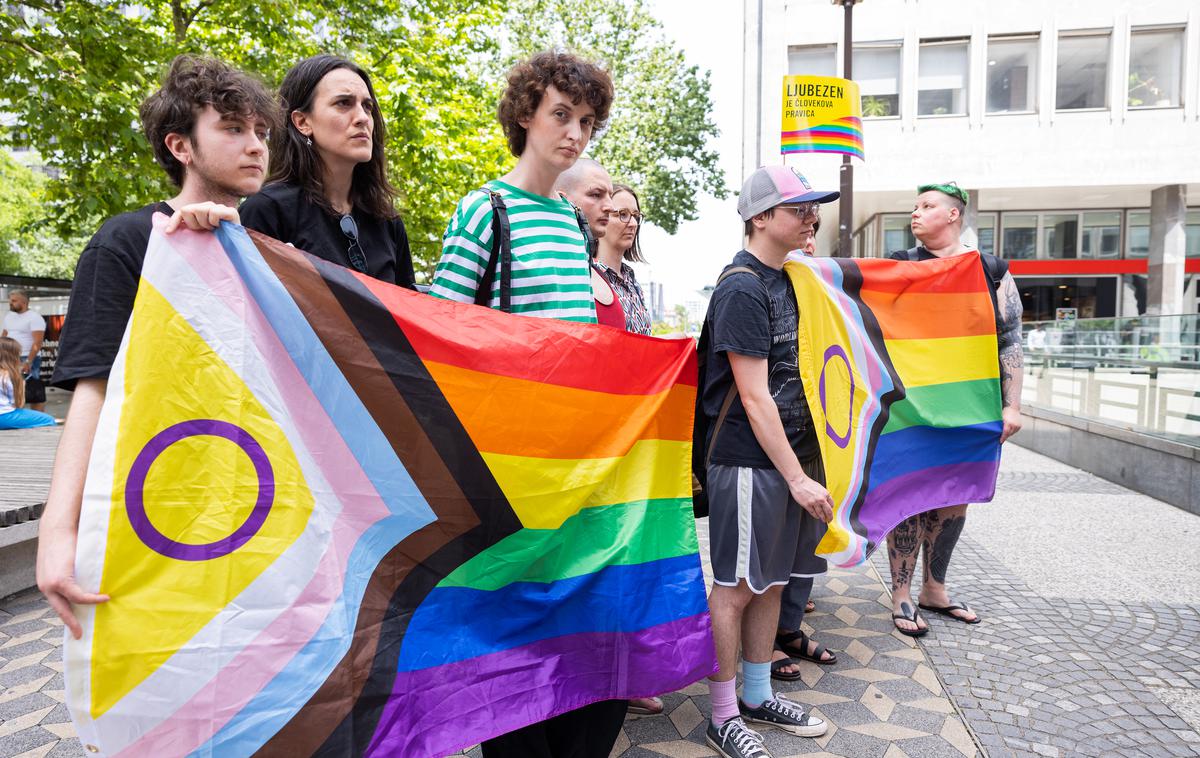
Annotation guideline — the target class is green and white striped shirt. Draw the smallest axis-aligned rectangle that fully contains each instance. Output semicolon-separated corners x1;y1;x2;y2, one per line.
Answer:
429;180;598;324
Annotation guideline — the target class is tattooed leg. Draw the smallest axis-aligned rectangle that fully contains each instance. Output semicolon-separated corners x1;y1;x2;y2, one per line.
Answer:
887;516;925;633
917;504;976;622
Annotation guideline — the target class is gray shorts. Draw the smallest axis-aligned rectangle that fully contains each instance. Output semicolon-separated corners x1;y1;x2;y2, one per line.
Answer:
708;455;829;594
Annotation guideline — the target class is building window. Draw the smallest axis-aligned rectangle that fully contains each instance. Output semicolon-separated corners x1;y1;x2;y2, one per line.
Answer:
1002;214;1038;259
1126;211;1150;258
1042;213;1079;258
883;215;915;252
977;214;996;256
1127;210;1200;258
789;44;837;78
918;39;969;116
854;42;902;118
1128;27;1184;108
1081;212;1121;258
1056;31;1110;110
986;35;1038;113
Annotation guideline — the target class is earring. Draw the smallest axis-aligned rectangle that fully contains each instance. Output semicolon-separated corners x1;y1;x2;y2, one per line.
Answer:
305;136;312;146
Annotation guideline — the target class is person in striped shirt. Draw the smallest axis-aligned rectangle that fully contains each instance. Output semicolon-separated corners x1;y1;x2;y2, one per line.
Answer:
429;51;613;324
433;51;624;758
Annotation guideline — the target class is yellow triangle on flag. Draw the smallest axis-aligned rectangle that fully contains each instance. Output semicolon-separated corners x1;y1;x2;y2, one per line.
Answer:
90;282;314;718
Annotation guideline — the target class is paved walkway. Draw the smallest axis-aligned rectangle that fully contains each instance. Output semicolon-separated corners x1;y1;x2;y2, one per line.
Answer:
2;445;1199;757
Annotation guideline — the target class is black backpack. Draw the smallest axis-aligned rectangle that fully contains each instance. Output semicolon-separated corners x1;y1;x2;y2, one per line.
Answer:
691;265;763;519
474;189;594;312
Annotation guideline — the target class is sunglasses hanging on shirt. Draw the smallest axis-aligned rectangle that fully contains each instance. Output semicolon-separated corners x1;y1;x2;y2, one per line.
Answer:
339;214;369;273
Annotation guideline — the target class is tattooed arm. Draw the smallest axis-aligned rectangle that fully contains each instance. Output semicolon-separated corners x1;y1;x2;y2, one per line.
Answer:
996;272;1024;442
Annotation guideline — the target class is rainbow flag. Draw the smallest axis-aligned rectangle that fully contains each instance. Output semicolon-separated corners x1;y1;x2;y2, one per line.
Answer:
64;216;714;757
785;253;1002;567
781;116;864;159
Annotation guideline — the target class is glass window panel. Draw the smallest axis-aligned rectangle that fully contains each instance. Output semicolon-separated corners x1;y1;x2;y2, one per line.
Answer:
987;36;1038;113
789;45;837;78
977;214;996;256
918;40;969;116
1128;28;1183;108
1081;211;1121;259
1126;211;1150;258
1056;33;1110;110
883;215;915;253
1043;213;1079;258
854;44;901;117
1002;214;1038;259
1188;210;1200;259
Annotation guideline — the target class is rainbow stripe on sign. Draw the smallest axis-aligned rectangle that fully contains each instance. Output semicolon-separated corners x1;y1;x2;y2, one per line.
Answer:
781;116;864;159
785;253;1001;567
64;215;714;757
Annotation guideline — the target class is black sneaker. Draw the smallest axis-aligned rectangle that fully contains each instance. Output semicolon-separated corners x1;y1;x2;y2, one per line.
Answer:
738;695;827;737
705;717;772;758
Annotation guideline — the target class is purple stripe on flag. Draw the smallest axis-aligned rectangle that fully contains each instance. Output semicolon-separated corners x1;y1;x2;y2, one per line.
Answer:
859;459;1000;546
364;612;715;757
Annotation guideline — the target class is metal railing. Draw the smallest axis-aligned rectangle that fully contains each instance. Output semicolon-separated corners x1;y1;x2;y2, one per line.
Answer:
1021;315;1200;445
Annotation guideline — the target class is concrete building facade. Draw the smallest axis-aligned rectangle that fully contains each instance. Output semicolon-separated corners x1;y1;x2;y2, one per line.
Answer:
744;0;1200;320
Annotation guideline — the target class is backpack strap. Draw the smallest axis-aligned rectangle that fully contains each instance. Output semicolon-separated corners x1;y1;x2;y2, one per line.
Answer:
701;264;764;464
980;252;1008;291
716;265;761;285
706;383;739;468
557;192;597;257
477;189;513;312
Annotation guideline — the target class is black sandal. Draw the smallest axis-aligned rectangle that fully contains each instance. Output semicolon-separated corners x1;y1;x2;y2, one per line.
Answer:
892;603;929;638
775;629;837;665
918;600;981;625
770;655;802;681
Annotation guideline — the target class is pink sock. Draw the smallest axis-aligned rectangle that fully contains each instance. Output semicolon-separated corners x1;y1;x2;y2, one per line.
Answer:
708;677;739;725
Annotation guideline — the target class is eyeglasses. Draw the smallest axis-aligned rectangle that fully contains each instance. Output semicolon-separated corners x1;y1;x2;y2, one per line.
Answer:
339;214;368;273
776;205;817;220
609;209;644;225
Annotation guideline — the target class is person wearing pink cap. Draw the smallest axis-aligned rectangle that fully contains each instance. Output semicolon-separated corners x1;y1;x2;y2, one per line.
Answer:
697;165;838;758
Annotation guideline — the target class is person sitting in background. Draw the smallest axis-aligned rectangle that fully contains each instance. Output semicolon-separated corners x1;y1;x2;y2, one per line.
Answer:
2;290;47;412
0;337;56;429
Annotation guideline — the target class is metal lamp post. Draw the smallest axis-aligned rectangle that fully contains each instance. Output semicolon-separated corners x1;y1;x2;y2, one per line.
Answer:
833;0;861;257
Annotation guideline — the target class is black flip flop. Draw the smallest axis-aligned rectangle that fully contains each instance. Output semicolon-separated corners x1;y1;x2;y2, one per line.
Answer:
771;656;802;682
892;603;929;637
918;600;981;625
776;629;837;665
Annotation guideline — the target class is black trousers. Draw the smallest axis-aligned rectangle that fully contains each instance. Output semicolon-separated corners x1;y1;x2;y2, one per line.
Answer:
480;700;629;758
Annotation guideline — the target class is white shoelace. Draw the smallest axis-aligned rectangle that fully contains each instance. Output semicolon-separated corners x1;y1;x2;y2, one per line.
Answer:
718;718;764;752
764;697;805;721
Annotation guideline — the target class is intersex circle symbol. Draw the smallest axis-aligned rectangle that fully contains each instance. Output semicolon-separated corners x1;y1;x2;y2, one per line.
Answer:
125;419;275;561
819;345;854;449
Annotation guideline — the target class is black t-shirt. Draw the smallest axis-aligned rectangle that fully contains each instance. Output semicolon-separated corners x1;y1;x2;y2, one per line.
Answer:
239;182;415;288
51;202;173;391
702;250;817;467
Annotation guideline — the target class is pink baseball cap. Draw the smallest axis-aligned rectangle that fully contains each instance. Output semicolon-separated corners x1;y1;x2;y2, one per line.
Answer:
737;165;840;221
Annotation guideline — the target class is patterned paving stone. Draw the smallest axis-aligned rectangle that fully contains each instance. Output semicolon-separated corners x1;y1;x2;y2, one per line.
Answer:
7;446;1200;758
872;529;1200;758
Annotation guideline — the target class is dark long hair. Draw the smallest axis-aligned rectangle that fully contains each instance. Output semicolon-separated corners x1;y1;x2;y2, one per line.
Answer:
611;183;646;263
268;54;397;219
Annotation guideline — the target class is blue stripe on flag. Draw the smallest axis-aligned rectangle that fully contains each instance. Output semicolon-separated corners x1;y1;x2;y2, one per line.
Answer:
397;554;707;671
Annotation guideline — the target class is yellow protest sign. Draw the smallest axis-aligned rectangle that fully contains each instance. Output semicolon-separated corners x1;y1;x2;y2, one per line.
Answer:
781;75;863;159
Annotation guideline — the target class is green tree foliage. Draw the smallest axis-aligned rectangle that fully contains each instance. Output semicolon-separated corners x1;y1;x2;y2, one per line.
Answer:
0;152;85;278
505;0;728;234
0;0;724;275
0;0;506;274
